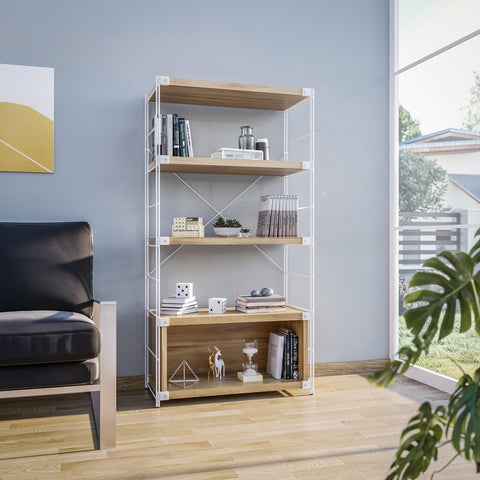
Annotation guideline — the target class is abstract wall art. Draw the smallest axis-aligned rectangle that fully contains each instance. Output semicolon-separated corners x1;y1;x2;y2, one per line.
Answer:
0;63;54;173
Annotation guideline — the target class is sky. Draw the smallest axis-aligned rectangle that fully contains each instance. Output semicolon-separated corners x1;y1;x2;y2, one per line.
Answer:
0;64;54;121
398;0;480;134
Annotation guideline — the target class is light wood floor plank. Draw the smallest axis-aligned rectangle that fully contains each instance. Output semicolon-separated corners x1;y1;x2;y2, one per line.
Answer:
0;375;479;479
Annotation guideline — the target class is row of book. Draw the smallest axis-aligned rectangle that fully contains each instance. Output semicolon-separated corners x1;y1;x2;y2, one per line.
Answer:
152;114;193;157
159;296;198;316
256;194;299;237
266;328;299;380
235;293;286;314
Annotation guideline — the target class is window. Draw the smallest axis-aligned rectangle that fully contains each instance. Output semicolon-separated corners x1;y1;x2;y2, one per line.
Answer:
391;0;480;390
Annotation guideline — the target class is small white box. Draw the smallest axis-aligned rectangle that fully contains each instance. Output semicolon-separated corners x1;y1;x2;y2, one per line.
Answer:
211;148;263;160
176;282;193;298
208;297;227;314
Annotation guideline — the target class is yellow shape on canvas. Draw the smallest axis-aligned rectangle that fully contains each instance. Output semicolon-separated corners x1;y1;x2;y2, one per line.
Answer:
0;102;54;173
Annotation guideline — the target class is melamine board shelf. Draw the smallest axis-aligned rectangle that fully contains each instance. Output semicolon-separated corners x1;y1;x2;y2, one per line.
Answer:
148;156;308;177
149;306;305;326
167;374;304;400
148;236;306;246
147;77;309;111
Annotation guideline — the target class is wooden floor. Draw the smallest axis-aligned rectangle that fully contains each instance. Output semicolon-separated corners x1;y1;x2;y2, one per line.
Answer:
0;375;478;480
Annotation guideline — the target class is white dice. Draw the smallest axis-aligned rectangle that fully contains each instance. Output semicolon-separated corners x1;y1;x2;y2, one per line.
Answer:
176;282;193;298
208;297;227;314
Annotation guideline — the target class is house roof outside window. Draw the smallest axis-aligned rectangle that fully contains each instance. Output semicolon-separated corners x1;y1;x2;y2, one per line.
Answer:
400;128;480;155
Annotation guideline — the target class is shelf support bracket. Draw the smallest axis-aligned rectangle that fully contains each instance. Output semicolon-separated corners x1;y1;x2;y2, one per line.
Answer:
156;317;169;327
157;76;170;86
302;161;311;170
158;391;169;401
302;312;312;321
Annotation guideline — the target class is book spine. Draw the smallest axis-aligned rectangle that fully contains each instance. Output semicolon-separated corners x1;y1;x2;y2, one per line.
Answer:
161;114;167;155
288;329;293;379
281;332;287;379
167;114;173;156
294;195;299;237
256;195;273;237
288;196;294;237
269;196;278;237
152;115;160;157
178;118;187;156
292;333;299;379
172;114;180;156
185;119;194;157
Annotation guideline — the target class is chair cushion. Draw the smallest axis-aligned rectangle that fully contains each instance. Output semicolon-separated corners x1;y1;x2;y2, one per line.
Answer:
0;310;101;366
0;358;99;390
0;222;93;317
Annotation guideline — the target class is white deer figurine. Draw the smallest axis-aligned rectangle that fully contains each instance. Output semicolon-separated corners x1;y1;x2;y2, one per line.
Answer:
214;346;225;380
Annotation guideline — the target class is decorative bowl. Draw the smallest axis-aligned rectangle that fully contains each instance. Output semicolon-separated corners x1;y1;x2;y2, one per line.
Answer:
214;227;241;237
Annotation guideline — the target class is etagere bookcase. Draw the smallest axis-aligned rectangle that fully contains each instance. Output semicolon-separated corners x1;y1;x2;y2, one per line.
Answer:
145;76;315;407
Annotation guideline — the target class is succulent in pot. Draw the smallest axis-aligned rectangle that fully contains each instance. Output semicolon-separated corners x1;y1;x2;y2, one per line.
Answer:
213;217;242;237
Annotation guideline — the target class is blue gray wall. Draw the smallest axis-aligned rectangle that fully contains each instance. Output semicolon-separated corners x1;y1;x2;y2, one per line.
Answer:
0;0;389;376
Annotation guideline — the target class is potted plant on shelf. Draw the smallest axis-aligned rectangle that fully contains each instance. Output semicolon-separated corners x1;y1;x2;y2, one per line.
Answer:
369;228;480;480
213;217;242;237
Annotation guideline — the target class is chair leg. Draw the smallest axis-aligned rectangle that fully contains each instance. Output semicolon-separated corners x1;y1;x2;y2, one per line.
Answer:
91;388;116;449
91;301;117;449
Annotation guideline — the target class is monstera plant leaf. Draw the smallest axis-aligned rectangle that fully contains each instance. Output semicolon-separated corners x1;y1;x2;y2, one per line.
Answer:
447;368;480;467
370;240;480;388
385;403;446;480
370;228;480;480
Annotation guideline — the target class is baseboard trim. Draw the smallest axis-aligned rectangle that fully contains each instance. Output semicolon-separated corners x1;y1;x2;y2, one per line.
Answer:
117;360;390;391
314;359;390;377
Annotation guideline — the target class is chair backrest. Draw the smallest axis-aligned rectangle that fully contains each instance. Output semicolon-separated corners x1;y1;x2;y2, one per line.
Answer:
0;222;93;317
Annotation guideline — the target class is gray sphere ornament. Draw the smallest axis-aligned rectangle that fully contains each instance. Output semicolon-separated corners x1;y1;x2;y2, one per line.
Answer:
250;289;261;297
260;287;273;296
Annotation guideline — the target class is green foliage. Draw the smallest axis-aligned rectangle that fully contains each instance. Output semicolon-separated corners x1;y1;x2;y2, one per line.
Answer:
399;150;449;214
447;369;480;465
213;216;241;228
369;228;480;479
225;218;241;228
398;315;480;380
462;71;480;132
213;216;226;227
399;105;422;141
386;403;446;480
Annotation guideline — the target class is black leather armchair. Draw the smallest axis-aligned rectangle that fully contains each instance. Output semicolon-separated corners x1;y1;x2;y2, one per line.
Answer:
0;222;116;449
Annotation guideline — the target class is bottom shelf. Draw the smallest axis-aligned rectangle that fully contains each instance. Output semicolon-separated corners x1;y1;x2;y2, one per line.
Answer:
157;373;305;400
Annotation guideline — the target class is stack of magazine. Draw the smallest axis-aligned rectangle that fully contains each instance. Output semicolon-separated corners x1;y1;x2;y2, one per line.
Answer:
160;296;198;316
152;114;193;157
236;294;286;314
256;194;299;237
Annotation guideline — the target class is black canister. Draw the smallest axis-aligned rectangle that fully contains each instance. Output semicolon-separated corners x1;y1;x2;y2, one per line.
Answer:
255;138;269;160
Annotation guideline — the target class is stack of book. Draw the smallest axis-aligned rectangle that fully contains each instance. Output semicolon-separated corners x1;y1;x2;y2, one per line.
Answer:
160;296;198;316
152;114;193;157
256;194;299;237
235;294;286;314
266;328;299;380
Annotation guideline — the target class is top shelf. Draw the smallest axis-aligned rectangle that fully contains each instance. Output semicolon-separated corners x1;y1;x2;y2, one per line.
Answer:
147;77;310;111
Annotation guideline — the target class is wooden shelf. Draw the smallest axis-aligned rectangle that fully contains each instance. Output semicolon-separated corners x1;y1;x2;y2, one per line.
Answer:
149;236;305;246
148;156;308;176
166;373;303;400
147;77;309;111
149;306;305;326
